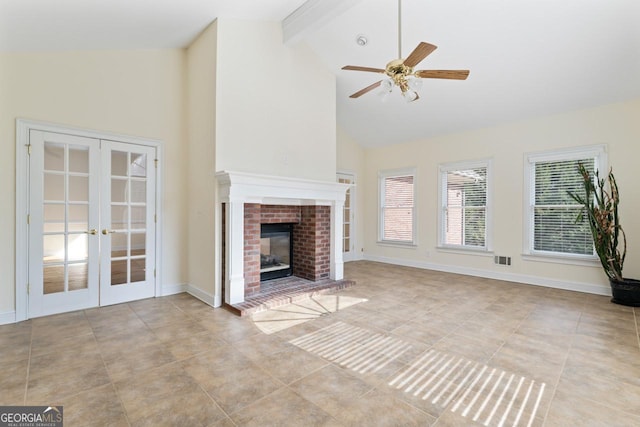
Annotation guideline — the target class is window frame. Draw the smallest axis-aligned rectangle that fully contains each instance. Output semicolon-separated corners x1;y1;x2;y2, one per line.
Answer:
437;159;493;253
523;145;607;264
378;167;417;246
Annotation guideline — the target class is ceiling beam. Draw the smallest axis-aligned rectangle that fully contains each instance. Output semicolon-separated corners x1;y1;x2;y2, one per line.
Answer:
282;0;364;45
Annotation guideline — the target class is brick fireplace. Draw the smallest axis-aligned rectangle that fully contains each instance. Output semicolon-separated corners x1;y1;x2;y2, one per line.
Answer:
244;204;331;296
217;172;350;305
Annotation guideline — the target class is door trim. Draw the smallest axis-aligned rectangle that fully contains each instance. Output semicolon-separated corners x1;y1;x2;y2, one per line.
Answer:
337;170;358;262
15;118;164;322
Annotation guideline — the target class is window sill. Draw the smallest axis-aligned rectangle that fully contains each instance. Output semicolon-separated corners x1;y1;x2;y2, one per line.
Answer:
522;253;600;267
437;246;494;257
377;240;417;249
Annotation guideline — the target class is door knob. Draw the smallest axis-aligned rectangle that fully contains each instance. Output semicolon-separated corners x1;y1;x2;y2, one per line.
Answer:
85;229;98;235
102;229;117;235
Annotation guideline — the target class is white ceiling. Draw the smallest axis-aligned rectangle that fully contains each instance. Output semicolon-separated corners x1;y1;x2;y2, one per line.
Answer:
2;0;639;147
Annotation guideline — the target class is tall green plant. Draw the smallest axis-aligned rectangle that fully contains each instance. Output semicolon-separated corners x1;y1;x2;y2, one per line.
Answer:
569;164;626;281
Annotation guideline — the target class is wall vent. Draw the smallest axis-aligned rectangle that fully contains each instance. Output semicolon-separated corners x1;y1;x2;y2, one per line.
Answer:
494;255;511;266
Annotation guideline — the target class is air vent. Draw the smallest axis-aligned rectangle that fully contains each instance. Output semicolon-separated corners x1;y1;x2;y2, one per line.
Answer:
494;255;511;266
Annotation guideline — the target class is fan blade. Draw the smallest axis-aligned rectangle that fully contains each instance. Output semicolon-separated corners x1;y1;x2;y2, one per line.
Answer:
342;65;386;73
349;81;383;98
403;42;437;68
415;70;470;80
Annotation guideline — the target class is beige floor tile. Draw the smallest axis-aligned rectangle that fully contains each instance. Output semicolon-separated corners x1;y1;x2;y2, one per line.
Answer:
115;363;225;426
289;364;373;419
258;346;329;385
59;384;129;427
432;332;504;364
164;331;227;361
338;388;436;427
150;318;209;342
545;389;640;426
182;351;283;414
27;355;111;403
0;358;28;405
230;387;341;427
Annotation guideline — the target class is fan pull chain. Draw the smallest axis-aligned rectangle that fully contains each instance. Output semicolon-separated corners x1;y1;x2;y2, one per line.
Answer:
398;0;402;59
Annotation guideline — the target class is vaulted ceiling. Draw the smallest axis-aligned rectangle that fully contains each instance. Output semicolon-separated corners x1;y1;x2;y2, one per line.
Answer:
2;0;639;147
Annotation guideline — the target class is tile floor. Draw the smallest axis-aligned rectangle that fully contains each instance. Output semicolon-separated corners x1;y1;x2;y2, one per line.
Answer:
1;261;640;426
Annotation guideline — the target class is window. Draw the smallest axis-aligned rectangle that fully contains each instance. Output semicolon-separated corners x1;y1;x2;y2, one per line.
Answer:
525;145;607;259
439;160;491;250
379;169;416;244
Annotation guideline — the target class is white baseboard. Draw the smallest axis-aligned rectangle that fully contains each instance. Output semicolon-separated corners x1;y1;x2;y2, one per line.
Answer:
186;284;220;308
363;254;611;296
0;311;16;325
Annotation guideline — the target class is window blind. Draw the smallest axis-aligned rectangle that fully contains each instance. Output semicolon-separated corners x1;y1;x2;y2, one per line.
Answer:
382;175;414;242
443;167;487;248
532;158;594;255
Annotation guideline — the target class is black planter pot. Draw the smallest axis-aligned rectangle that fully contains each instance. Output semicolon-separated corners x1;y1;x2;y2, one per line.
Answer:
609;277;640;307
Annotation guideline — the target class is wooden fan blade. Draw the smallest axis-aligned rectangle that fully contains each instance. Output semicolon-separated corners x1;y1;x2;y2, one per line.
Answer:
349;81;383;98
403;42;437;68
342;65;386;73
415;70;470;80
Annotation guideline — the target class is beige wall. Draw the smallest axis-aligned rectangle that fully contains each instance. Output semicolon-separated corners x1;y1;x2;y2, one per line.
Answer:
337;125;366;258
363;98;640;293
215;19;337;182
0;49;188;314
186;22;218;300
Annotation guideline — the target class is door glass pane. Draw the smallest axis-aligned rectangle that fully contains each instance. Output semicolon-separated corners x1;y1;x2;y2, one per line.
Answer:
111;260;128;286
69;146;89;173
131;153;147;177
43;235;64;263
44;204;65;233
111;205;128;230
130;258;146;283
69;176;88;202
68;263;88;290
43;265;65;294
131;232;146;257
111;179;127;203
111;233;128;258
44;143;64;171
44;173;64;201
68;204;88;232
130;180;146;203
67;234;88;261
131;206;146;229
111;151;128;177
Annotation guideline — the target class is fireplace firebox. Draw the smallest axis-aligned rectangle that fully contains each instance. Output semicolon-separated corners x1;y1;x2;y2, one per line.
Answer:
260;223;293;281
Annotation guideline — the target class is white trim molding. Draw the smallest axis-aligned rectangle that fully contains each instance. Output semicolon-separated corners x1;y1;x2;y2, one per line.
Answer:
216;171;350;306
363;253;611;297
186;284;217;307
0;311;16;325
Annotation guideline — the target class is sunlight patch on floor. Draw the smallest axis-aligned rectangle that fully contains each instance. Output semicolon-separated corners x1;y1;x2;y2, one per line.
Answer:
251;295;367;334
289;321;412;374
390;349;546;427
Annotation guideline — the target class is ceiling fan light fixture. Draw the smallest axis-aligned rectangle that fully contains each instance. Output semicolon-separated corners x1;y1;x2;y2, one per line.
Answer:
408;76;423;91
402;90;419;103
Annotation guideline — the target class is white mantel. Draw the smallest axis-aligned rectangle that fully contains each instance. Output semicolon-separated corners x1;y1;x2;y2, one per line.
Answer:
216;171;351;305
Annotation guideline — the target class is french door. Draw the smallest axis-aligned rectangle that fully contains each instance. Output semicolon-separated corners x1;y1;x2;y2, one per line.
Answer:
28;130;156;317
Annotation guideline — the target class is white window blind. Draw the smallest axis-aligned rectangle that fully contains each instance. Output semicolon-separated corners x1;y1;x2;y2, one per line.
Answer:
380;173;415;243
532;158;595;255
441;166;488;249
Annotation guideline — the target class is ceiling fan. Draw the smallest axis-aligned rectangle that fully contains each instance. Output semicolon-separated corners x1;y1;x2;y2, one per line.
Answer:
342;0;469;102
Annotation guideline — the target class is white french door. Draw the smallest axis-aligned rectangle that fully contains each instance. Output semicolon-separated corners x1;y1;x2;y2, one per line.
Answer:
28;130;157;317
99;141;156;306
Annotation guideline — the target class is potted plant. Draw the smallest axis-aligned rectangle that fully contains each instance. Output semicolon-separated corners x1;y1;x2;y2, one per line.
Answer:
570;163;640;306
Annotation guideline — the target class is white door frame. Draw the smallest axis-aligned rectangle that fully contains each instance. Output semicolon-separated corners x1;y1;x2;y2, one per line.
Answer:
15;118;164;322
337;170;358;262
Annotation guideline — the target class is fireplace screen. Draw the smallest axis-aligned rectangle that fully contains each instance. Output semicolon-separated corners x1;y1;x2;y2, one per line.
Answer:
260;223;293;281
